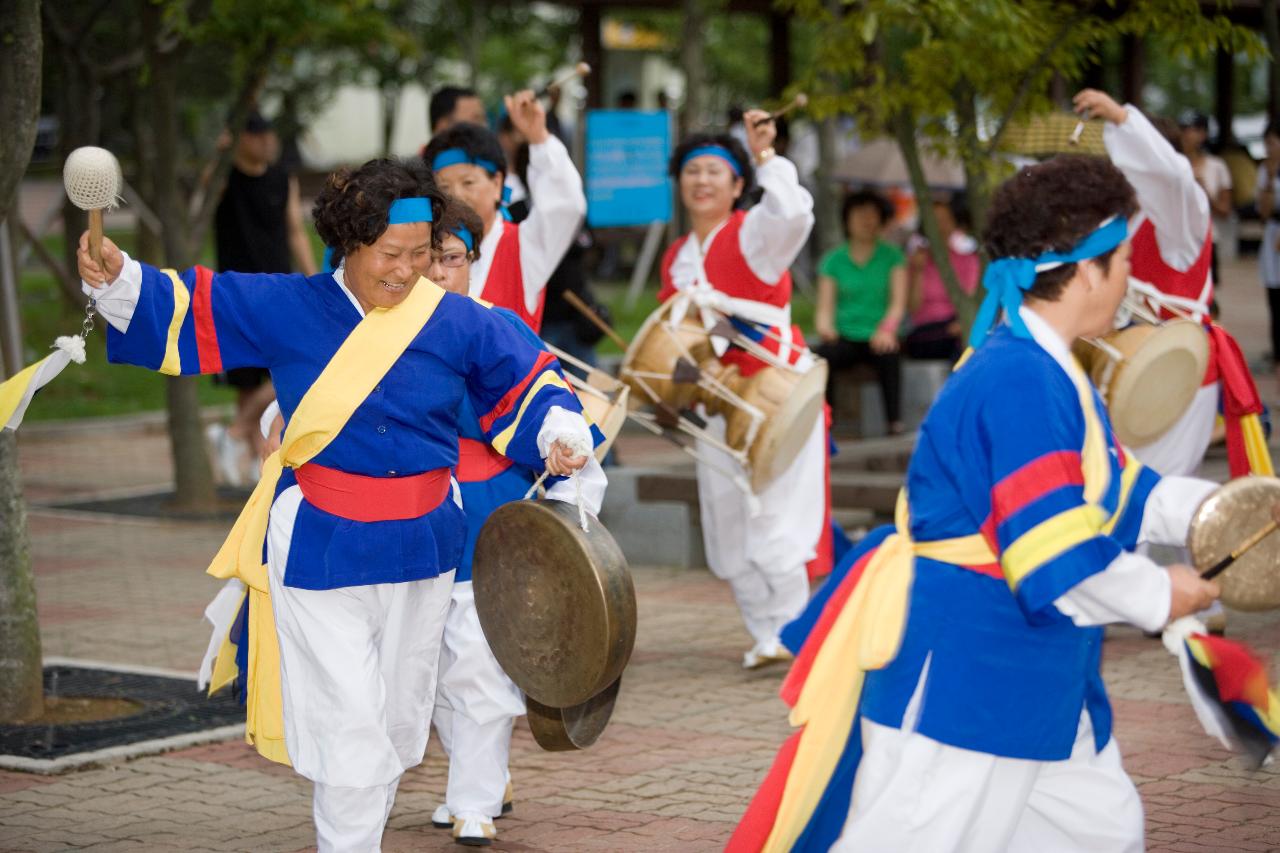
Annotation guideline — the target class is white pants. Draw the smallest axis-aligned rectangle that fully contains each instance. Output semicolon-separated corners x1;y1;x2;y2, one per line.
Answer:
835;715;1144;853
268;485;454;852
1131;382;1219;477
694;412;826;645
432;580;525;819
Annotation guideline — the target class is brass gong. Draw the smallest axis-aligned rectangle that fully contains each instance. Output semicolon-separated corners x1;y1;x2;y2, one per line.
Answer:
525;677;622;751
473;499;636;708
1188;477;1280;612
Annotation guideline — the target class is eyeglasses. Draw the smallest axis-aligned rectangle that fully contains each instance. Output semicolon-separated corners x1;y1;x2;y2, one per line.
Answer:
432;252;469;268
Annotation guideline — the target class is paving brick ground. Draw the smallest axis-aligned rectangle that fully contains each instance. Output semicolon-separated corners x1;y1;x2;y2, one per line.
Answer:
2;258;1280;851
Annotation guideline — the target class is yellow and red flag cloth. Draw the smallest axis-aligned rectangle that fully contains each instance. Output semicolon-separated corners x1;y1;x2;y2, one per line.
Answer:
0;337;86;431
1177;629;1280;769
727;526;896;853
1206;325;1273;477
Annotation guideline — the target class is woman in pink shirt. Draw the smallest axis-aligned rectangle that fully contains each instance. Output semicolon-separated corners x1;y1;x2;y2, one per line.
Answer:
904;195;980;361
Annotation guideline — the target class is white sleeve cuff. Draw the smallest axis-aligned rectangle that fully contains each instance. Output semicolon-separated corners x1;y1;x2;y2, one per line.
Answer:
259;400;282;440
536;405;594;458
1139;476;1218;547
1054;551;1172;632
544;455;608;516
82;251;142;333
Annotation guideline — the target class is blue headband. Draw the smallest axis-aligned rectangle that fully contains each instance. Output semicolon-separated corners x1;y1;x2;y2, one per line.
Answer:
431;147;500;175
450;226;474;252
969;216;1129;349
680;145;742;176
387;197;434;224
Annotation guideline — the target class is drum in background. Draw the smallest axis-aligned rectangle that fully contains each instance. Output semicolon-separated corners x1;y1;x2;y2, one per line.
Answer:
1074;319;1209;447
544;342;629;461
620;301;826;492
1188;477;1280;612
473;499;636;709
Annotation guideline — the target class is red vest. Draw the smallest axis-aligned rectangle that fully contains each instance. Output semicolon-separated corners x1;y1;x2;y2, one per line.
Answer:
659;211;803;375
1129;217;1214;318
481;221;544;332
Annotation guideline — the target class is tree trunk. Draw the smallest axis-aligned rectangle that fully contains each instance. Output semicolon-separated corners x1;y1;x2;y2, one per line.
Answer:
891;110;978;335
0;0;44;724
381;81;399;158
1265;0;1280;123
144;0;217;512
679;0;708;134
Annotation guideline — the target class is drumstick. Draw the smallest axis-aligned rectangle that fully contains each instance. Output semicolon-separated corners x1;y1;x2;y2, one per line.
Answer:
1200;504;1280;580
752;93;808;128
1069;110;1089;146
536;62;591;99
562;291;628;350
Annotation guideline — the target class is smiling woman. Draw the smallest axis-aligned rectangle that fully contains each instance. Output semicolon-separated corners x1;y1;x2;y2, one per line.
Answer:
71;155;602;852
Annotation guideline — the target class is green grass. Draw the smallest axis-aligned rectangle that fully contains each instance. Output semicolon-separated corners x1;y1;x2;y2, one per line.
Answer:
13;228;817;420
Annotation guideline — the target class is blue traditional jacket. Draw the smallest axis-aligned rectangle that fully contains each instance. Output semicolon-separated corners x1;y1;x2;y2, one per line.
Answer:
859;325;1163;761
106;264;584;590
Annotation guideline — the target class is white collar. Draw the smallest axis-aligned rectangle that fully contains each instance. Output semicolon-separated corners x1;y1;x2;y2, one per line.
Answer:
469;219;505;298
331;264;366;317
1017;305;1077;376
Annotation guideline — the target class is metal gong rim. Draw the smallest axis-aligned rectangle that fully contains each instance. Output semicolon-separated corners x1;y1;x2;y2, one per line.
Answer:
473;500;637;707
525;677;622;752
1188;476;1280;612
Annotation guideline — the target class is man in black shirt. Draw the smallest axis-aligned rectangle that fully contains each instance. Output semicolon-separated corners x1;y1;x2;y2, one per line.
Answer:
211;111;317;485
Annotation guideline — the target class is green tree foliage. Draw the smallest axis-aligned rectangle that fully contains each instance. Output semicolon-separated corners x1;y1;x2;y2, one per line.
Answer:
785;0;1264;324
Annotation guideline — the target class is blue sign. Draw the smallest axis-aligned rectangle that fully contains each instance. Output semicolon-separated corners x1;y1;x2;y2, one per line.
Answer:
585;110;672;227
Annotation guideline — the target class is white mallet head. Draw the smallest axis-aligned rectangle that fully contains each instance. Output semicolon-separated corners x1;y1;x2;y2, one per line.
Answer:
63;146;122;212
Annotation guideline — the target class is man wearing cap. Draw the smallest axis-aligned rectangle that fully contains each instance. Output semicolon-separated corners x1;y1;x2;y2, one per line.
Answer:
423;90;586;333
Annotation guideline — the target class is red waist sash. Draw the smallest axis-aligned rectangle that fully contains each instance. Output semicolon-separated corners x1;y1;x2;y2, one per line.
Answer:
294;463;451;522
456;438;513;482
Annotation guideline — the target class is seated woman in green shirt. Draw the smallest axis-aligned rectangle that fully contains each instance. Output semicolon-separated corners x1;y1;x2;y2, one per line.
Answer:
815;190;907;434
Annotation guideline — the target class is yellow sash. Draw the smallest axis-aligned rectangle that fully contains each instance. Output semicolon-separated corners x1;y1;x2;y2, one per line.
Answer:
206;278;445;764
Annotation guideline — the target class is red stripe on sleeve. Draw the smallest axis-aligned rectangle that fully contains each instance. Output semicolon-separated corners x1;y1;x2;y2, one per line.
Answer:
987;450;1083;530
479;350;557;433
192;266;223;374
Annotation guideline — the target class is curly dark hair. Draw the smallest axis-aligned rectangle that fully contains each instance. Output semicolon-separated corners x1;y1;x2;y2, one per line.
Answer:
669;133;756;209
312;158;444;267
422;122;508;185
984;155;1137;302
434;195;486;262
841;189;894;230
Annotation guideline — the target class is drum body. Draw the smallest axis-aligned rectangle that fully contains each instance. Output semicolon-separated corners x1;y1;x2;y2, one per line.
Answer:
1188;477;1280;612
620;301;827;491
472;499;636;708
1075;320;1209;447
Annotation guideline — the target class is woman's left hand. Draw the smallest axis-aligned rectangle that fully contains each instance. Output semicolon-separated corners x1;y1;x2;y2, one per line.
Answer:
870;328;899;354
546;440;589;476
743;108;776;158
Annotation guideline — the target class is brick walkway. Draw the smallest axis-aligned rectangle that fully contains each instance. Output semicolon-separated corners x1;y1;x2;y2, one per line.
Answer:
2;258;1280;851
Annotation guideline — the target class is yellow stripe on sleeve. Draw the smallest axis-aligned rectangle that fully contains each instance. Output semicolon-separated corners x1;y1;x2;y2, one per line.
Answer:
489;370;572;455
1101;459;1143;536
160;269;191;376
1002;504;1106;588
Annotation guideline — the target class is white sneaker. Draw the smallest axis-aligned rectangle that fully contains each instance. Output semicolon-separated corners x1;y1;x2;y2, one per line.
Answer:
743;638;793;670
452;813;496;846
431;804;453;829
205;423;244;487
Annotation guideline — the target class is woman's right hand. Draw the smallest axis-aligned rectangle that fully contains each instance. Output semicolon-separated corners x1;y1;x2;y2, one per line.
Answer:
1166;564;1220;623
816;321;838;344
77;232;124;287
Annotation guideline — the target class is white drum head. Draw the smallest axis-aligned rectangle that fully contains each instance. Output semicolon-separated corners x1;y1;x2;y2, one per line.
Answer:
1107;321;1208;447
748;360;828;492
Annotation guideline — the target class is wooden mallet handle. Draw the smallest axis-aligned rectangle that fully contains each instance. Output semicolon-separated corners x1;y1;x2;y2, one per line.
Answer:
88;209;104;270
536;63;591;99
562;290;628;351
1200;505;1280;580
753;93;808;128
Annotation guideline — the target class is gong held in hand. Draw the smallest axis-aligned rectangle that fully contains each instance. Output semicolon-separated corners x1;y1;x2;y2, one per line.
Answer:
1188;477;1280;611
472;499;636;751
63;146;123;271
